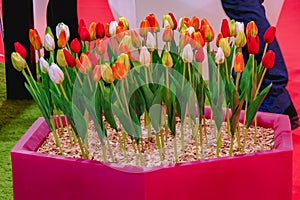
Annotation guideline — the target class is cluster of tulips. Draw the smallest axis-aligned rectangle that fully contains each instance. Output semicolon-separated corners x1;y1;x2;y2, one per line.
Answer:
11;12;276;164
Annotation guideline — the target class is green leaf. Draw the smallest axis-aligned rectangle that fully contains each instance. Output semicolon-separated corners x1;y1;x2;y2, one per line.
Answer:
246;83;272;128
103;85;118;131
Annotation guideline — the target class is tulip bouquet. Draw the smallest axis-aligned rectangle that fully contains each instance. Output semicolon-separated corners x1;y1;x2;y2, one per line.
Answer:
11;13;276;165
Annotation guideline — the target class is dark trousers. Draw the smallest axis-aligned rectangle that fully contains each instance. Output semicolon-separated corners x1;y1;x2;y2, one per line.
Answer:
221;0;296;116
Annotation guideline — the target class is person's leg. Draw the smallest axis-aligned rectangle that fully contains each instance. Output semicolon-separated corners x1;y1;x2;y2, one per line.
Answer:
221;0;299;129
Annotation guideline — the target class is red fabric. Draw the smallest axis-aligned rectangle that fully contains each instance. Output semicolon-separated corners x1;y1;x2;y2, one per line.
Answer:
77;0;115;26
276;1;300;199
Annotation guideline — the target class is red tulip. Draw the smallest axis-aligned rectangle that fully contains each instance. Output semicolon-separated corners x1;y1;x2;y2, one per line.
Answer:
96;22;105;39
63;49;76;68
191;16;200;31
233;52;245;73
221;19;230;38
146;13;160;33
247;35;260;54
14;42;27;59
216;32;223;47
263;26;276;44
130;30;141;49
70;38;81;53
79;26;90;41
262;50;276;69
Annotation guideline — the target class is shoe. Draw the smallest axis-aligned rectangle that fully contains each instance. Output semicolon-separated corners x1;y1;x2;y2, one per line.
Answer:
283;102;300;130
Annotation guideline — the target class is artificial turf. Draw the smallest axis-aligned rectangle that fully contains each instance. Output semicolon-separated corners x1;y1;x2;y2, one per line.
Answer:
0;63;41;199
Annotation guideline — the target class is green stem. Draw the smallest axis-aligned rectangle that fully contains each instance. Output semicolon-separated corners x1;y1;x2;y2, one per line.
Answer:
78;136;88;159
156;133;163;161
229;135;234;156
181;62;186;91
59;83;69;101
180;122;185;152
106;137;115;162
242;127;249;153
216;129;222;157
50;116;64;156
173;135;179;163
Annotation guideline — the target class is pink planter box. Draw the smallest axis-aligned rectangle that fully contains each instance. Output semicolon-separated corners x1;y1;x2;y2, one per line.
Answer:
11;109;293;200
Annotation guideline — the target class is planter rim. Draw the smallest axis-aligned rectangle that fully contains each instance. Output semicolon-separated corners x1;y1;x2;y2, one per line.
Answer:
11;107;292;173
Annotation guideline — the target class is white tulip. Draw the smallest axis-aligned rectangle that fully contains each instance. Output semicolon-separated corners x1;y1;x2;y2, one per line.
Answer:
215;47;225;65
182;44;193;63
109;21;118;36
146;32;155;52
235;21;244;34
44;34;55;51
48;63;64;84
186;26;195;35
39;57;50;73
139;46;151;67
56;22;70;41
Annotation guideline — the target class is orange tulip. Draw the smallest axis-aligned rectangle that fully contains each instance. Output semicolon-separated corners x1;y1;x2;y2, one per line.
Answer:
116;25;128;42
179;32;190;49
96;39;107;55
57;30;67;48
246;21;258;38
146;13;160;33
112;61;127;80
191;16;200;31
92;65;102;82
89;22;97;41
162;26;173;43
233;52;245;73
104;22;111;38
191;31;205;49
139;19;150;38
130;30;141;49
29;29;43;50
216;32;223;47
202;24;214;42
76;53;92;74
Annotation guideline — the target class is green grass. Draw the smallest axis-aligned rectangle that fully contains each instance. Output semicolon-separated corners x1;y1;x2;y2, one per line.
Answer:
0;63;41;199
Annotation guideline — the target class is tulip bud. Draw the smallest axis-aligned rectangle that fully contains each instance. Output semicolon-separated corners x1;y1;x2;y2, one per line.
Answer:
215;47;225;64
220;19;230;38
247;35;260;54
163;14;174;29
101;63;115;83
262;50;276;69
70;38;81;53
96;22;105;39
79;26;90;41
233;52;245;73
39;57;50;73
77;53;92;74
182;44;193;63
202;24;214;42
112;61;127;80
246;21;258;38
235;31;247;48
191;31;205;49
116;25;128;42
219;38;231;57
56;49;67;67
119;16;130;30
179;23;188;35
45;26;54;38
56;22;70;42
11;52;28;71
87;52;98;68
168;12;177;30
29;29;43;50
130;30;141;49
235;21;244;34
117;53;131;72
109;21;118;36
216;32;223;47
48;63;64;84
179;17;191;32
118;42;131;56
139;19;150;38
263;26;276;44
229;19;236;37
146;32;155;52
14;42;27;59
92;65;102;82
57;30;67;48
44;34;55;51
162;26;173;43
63;49;76;68
121;35;132;49
146;14;160;33
191;16;200;31
139;46;150;67
104;23;111;37
195;47;205;63
89;22;97;41
179;32;190;49
162;50;173;68
96;39;107;55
